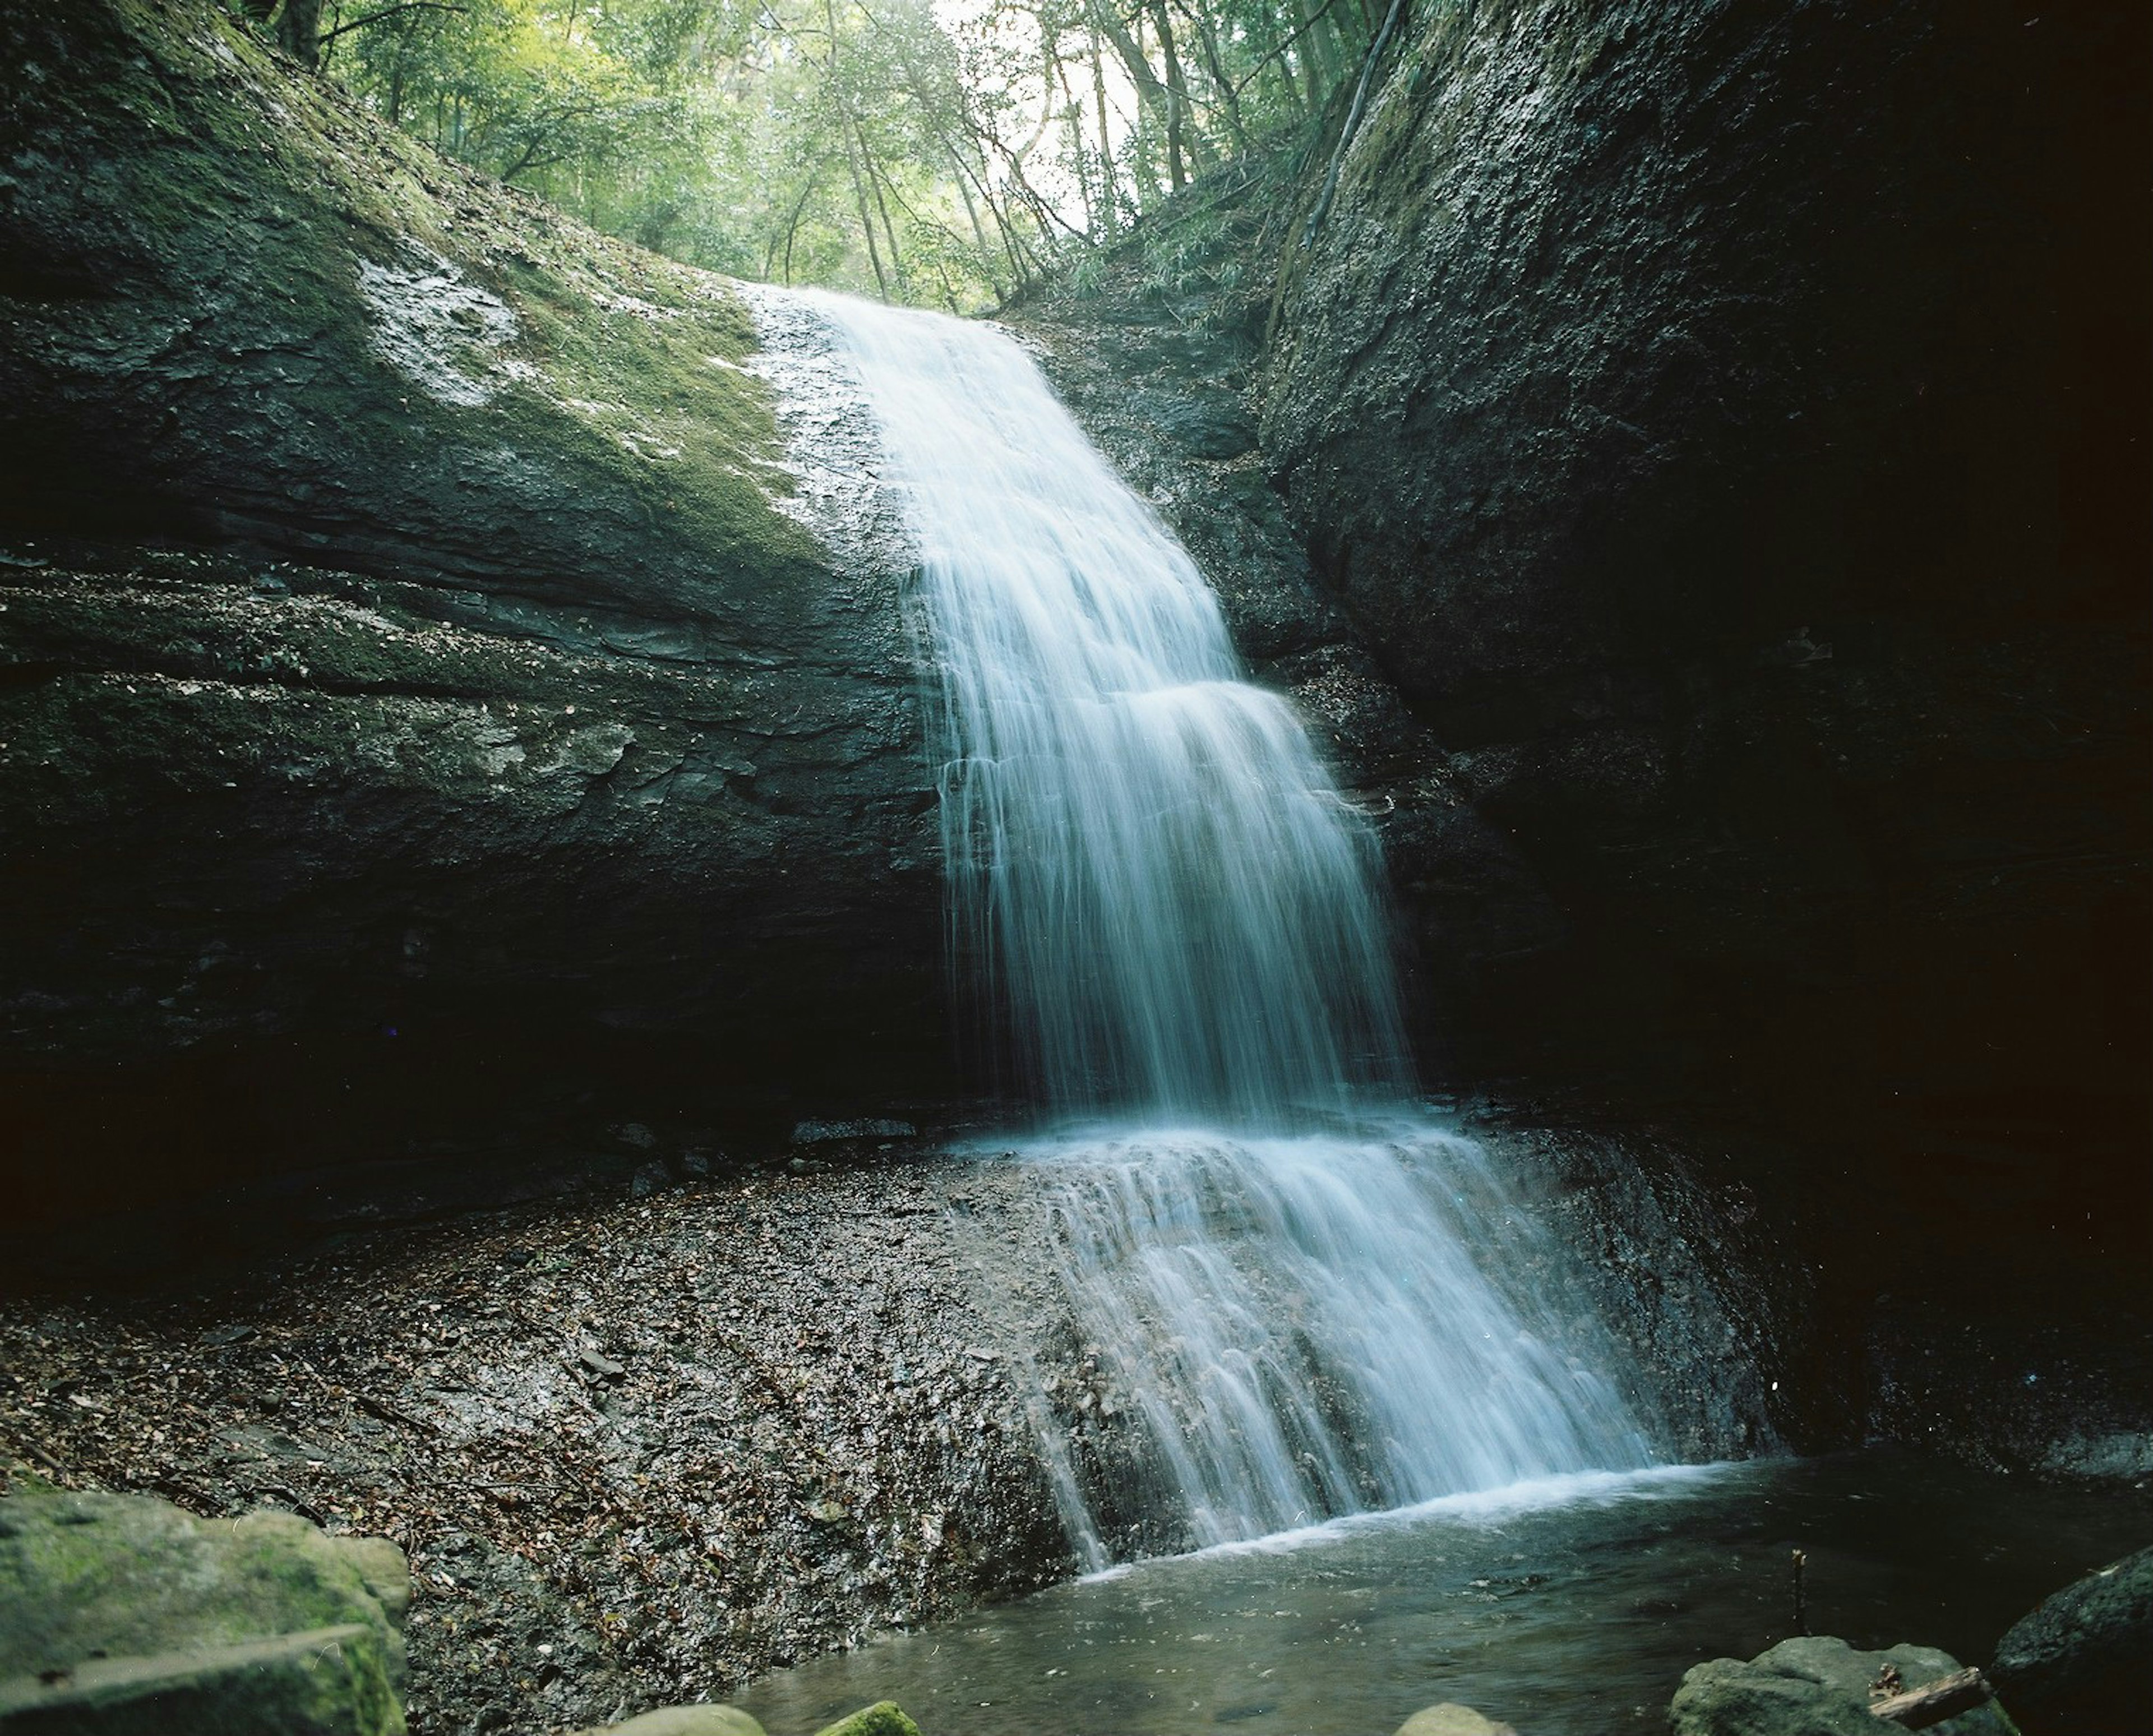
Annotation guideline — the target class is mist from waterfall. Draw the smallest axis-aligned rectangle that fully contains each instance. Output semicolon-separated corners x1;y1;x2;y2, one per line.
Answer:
799;289;1653;1564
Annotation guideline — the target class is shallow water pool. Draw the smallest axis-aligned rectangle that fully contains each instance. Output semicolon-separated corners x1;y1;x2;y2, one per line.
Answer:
738;1451;2152;1734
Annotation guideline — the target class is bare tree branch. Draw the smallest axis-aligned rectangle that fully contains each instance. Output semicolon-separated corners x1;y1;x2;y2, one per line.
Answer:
1300;0;1406;246
317;2;468;48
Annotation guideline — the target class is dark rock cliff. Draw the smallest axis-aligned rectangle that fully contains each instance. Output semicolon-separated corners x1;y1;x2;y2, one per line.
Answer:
1004;0;2149;1461
1256;0;2149;1283
0;0;945;1226
3;0;2144;1424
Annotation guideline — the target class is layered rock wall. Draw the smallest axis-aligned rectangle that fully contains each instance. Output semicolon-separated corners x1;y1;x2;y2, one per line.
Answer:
0;0;946;1217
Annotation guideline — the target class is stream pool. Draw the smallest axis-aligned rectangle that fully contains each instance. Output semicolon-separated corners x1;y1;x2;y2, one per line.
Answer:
738;1451;2152;1735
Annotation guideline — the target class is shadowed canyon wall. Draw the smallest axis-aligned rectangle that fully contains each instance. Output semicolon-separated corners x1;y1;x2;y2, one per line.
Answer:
2;0;2145;1329
1255;0;2150;1277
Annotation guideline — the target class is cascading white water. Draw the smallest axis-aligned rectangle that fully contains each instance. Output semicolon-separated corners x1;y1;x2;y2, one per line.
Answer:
1025;1121;1655;1564
797;289;1653;1564
799;290;1406;1126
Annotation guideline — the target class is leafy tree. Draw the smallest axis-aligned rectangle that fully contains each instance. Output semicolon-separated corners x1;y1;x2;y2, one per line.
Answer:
224;0;1404;308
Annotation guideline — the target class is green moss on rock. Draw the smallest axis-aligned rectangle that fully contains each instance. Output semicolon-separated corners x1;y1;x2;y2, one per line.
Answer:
2;0;820;609
811;1702;922;1736
0;0;951;1213
0;1489;409;1736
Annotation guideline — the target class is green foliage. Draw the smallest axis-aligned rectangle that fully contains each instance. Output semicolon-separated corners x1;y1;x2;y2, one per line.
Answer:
223;0;1393;308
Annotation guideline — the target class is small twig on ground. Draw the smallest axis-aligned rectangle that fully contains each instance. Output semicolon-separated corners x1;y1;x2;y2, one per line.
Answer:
355;1393;441;1437
251;1484;331;1526
11;1436;70;1477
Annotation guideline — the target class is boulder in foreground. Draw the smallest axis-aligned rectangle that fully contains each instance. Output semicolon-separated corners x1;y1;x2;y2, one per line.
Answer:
1991;1543;2153;1736
1396;1703;1519;1736
813;1702;923;1736
1670;1635;2016;1736
0;1488;408;1735
577;1705;768;1735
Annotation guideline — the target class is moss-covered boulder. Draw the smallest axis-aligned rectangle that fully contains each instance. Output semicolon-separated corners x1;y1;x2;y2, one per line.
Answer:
1671;1636;2015;1736
811;1702;921;1736
0;1488;409;1734
0;0;945;1233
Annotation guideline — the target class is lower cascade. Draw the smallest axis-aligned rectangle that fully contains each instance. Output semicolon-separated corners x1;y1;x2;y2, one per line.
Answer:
802;289;1656;1566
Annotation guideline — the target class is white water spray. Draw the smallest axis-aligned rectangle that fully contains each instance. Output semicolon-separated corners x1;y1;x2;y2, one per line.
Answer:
793;290;1653;1563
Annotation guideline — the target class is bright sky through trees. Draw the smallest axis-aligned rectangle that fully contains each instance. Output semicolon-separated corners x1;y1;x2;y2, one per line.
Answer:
227;0;1393;308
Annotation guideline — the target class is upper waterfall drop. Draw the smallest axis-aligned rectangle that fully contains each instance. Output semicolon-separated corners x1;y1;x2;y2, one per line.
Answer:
801;289;1411;1129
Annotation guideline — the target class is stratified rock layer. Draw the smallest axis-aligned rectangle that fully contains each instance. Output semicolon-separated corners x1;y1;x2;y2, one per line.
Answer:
0;0;946;1220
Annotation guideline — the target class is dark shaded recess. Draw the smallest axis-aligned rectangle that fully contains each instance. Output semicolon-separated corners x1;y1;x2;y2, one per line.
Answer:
0;427;224;548
0;1022;945;1288
1263;0;2150;1311
0;623;953;1275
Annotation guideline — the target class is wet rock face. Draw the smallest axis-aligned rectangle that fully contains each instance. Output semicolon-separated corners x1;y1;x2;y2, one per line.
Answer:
1006;258;1444;825
1262;0;2150;1259
1864;1293;2153;1484
0;0;949;1215
0;1152;1075;1734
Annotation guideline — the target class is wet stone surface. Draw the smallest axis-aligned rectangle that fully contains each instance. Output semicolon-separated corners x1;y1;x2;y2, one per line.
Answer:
0;1148;1073;1735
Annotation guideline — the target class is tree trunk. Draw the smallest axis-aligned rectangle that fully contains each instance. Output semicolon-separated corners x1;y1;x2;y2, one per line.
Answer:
1148;0;1189;188
1086;0;1175;198
1090;34;1121;234
945;149;1005;300
1185;0;1249;153
1296;0;1341;95
859;128;905;298
1052;48;1096;234
276;0;323;68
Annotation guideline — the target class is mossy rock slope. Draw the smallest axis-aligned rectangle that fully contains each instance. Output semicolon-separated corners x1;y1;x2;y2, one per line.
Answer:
0;1488;410;1735
0;0;943;1226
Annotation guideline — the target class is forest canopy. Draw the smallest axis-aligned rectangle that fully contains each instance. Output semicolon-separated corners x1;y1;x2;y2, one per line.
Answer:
222;0;1401;308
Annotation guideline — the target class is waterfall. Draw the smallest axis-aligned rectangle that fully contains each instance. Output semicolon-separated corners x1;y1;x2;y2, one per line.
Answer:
797;290;1404;1126
795;290;1654;1565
